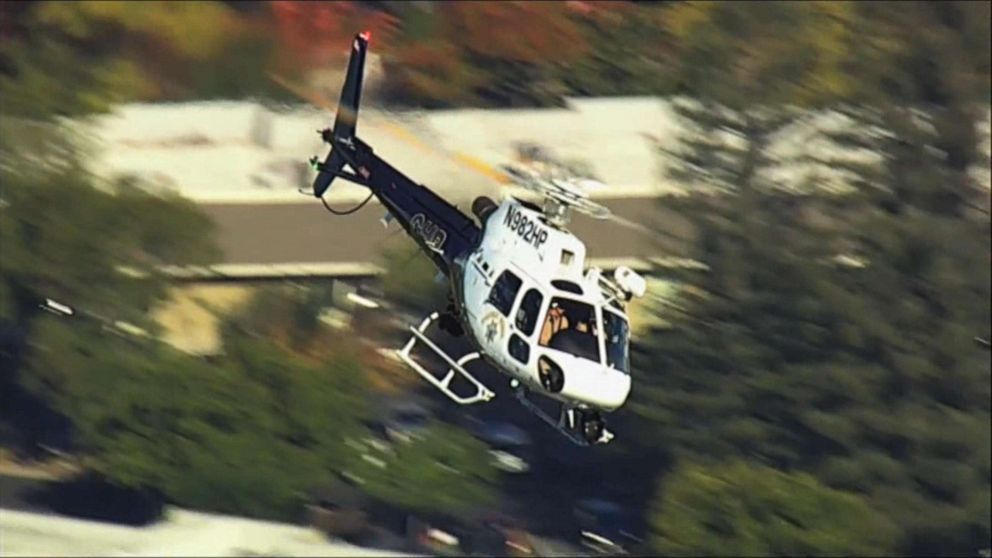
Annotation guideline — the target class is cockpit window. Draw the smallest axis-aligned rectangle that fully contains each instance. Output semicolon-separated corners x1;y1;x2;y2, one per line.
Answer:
603;310;630;374
538;297;601;364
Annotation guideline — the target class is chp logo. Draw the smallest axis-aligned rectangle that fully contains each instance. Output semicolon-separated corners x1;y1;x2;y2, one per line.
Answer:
481;311;506;344
411;213;448;251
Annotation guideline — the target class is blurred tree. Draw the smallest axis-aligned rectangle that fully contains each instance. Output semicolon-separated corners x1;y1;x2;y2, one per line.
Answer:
0;1;293;113
653;2;887;198
219;283;337;358
22;314;371;521
377;234;448;314
648;461;899;556
660;1;865;109
271;0;401;74
841;1;992;217
633;5;991;548
558;2;676;98
0;0;228;446
381;1;591;107
0;168;218;335
378;37;483;108
632;190;990;553
353;420;499;516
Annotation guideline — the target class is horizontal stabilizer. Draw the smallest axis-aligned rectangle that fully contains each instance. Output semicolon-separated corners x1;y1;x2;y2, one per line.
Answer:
313;150;347;198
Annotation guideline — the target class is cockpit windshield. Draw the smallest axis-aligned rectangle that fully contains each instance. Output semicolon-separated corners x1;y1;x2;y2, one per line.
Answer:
602;310;630;374
538;297;601;364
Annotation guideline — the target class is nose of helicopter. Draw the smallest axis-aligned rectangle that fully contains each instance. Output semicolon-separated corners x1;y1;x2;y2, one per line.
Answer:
559;360;631;412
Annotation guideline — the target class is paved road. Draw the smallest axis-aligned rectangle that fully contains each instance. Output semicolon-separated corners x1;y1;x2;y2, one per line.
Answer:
201;197;695;267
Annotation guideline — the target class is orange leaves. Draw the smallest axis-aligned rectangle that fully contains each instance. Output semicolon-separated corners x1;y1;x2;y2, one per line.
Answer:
385;40;483;106
269;0;590;71
381;0;594;104
445;1;589;64
271;1;399;72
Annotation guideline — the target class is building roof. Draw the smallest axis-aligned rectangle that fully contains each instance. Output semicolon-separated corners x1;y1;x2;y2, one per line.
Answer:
77;99;989;208
80;98;682;205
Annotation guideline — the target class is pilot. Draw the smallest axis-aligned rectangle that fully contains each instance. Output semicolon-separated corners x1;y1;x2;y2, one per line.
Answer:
548;320;594;357
539;302;569;346
545;308;600;362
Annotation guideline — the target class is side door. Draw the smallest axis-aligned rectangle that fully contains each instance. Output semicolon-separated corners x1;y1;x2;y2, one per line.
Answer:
462;247;496;325
506;287;545;373
478;268;523;365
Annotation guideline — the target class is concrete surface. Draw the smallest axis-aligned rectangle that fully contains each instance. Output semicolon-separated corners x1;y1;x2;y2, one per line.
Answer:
0;507;415;557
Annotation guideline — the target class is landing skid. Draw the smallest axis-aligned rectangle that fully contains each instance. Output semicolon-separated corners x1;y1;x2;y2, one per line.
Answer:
396;311;495;405
395;311;614;446
513;384;614;446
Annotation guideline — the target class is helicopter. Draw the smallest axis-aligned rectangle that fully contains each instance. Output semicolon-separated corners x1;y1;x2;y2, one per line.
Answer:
302;32;647;446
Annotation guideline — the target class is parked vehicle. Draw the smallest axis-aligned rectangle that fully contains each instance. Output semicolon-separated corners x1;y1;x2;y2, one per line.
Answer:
306;475;372;540
464;418;535;474
573;498;644;555
363;394;436;445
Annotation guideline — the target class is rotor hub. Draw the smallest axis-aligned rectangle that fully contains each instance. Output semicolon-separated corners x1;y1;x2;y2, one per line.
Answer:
502;163;611;228
543;198;572;228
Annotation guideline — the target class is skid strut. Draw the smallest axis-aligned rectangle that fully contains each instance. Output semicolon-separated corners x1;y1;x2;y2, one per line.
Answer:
396;312;495;405
513;386;614;446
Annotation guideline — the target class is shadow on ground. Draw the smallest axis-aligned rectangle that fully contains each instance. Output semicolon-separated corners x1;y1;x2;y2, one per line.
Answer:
22;472;163;526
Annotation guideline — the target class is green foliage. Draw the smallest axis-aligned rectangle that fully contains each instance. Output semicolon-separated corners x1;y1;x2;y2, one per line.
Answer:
3;2;988;111
23;314;370;521
661;2;862;108
637;49;989;558
380;1;590;107
353;421;499;516
634;188;990;553
0;151;217;334
220;283;336;354
649;461;899;556
378;235;448;314
0;1;290;115
558;4;675;98
32;2;237;61
0;39;147;119
0;165;218;331
632;4;991;552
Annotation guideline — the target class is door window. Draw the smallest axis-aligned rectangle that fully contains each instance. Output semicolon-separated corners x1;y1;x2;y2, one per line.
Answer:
487;270;523;316
508;333;530;364
602;310;631;374
514;288;544;336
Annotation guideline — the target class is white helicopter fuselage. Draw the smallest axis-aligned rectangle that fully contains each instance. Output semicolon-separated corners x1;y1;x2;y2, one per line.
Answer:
459;198;632;413
308;30;644;445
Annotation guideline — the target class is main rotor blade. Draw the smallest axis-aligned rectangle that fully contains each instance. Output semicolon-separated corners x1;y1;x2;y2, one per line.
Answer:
604;212;687;247
607;213;654;235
